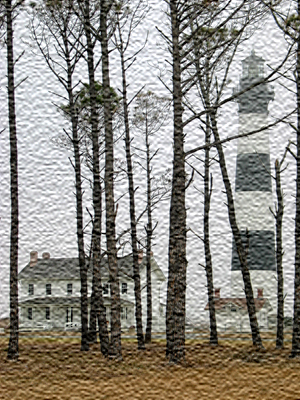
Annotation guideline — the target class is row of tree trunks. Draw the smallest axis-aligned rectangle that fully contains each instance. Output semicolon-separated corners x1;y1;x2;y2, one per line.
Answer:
6;0;19;361
100;0;122;360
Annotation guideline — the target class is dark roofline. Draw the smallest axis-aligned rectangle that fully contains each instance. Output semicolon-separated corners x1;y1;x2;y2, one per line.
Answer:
18;253;165;282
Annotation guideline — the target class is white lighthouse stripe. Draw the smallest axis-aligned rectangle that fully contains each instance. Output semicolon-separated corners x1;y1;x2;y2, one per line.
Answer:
238;114;270;154
235;191;274;230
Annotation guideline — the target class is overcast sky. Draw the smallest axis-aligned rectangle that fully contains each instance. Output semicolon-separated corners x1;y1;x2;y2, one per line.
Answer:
0;1;297;323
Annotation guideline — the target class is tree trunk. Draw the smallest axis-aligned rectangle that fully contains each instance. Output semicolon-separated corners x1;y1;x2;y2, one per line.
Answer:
89;225;97;343
145;124;153;344
93;242;109;356
274;159;284;349
89;289;97;343
118;30;145;350
82;0;109;355
210;110;263;348
64;30;90;352
166;0;187;364
6;0;19;361
291;6;300;356
203;115;218;346
100;0;122;360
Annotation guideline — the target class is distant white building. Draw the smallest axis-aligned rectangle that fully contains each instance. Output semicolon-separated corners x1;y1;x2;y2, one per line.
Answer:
205;288;274;332
18;250;166;332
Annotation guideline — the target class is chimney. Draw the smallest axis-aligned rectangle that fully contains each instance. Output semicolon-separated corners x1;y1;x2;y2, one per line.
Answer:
150;251;153;257
30;251;38;267
42;252;50;260
257;288;263;299
138;250;143;264
214;288;220;298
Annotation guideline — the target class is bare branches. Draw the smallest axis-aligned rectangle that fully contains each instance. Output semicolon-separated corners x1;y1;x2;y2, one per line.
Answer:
185;109;296;157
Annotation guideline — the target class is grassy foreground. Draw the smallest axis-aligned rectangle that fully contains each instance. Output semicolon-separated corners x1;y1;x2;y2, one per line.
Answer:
1;336;300;400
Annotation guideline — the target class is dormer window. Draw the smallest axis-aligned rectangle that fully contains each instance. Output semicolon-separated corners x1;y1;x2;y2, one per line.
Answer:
122;283;127;294
231;306;237;312
28;284;34;295
46;284;51;295
67;283;72;295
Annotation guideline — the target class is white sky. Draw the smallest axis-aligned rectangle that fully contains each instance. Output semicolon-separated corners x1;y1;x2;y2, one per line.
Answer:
0;1;297;323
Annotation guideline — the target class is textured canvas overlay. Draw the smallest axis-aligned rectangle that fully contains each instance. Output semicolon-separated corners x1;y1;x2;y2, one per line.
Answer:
1;0;300;398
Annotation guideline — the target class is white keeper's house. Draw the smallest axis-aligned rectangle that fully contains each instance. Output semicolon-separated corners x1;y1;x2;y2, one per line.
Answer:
18;250;166;332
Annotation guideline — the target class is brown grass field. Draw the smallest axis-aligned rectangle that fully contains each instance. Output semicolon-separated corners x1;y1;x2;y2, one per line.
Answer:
1;334;300;400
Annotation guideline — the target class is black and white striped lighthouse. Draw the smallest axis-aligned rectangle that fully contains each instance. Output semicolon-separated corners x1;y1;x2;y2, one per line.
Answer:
230;51;276;312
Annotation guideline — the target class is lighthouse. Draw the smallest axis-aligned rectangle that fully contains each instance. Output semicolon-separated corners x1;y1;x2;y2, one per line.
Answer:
230;51;277;316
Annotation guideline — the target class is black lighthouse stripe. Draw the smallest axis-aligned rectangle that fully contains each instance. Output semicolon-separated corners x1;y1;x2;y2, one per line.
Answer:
235;153;271;192
231;230;276;271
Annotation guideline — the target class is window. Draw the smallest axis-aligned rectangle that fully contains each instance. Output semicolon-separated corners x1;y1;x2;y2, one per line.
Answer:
231;306;237;312
67;283;72;295
46;284;51;295
66;308;73;323
103;283;109;295
122;283;127;294
45;307;50;320
121;307;127;320
28;284;34;295
28;308;32;320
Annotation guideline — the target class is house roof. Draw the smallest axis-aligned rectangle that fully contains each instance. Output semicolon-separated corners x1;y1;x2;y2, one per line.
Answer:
18;254;166;282
204;297;271;312
19;296;134;307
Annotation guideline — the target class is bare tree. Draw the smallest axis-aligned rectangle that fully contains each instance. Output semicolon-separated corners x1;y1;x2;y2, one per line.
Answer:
160;0;266;363
133;90;170;343
203;114;218;345
112;0;149;350
30;0;109;352
78;0;113;355
60;81;120;346
269;144;292;349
